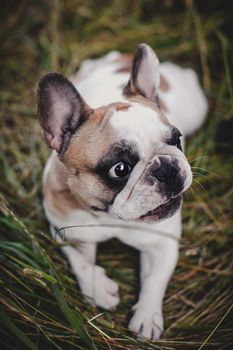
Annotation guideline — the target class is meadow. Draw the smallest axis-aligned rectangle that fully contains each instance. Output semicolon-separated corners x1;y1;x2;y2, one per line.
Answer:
0;1;232;349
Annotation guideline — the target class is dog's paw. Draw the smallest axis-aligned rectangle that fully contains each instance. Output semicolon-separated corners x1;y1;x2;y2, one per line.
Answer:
82;266;119;310
128;304;164;340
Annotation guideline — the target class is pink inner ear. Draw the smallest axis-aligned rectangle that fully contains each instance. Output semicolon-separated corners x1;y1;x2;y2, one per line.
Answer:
137;63;157;100
44;131;60;151
136;47;160;100
49;137;61;152
126;44;160;101
44;92;74;151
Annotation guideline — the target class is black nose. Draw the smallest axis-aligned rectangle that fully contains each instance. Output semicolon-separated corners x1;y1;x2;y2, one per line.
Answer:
154;162;178;183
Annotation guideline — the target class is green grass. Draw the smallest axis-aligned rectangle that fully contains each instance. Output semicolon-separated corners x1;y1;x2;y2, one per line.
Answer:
0;0;233;349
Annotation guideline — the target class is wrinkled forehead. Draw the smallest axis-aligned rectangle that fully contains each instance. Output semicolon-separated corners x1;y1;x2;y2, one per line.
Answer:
109;102;170;158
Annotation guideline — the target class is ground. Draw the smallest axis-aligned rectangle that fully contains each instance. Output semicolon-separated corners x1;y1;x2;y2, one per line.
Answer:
0;1;233;349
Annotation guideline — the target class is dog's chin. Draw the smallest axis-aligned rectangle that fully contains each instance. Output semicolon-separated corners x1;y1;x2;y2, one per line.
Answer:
137;195;182;223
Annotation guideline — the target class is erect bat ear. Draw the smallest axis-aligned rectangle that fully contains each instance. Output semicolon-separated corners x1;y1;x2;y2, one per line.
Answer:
123;43;160;102
37;73;93;154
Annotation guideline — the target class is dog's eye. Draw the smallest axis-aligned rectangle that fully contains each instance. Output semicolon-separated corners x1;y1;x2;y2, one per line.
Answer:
108;161;132;179
168;129;182;151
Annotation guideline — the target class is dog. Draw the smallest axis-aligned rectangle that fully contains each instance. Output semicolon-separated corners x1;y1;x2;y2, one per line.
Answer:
37;43;208;339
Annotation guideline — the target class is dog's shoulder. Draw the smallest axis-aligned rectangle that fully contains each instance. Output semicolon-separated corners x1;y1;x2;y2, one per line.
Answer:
43;151;80;217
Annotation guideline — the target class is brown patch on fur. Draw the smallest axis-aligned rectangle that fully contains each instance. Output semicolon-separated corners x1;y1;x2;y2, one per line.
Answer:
123;80;138;98
160;74;170;92
63;104;120;169
114;102;131;111
114;54;133;74
98;103;131;131
159;98;168;112
43;96;169;217
44;154;80;218
59;103;130;210
44;101;132;218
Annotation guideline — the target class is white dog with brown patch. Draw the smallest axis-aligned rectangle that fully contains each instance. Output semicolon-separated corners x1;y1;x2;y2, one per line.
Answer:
37;44;208;339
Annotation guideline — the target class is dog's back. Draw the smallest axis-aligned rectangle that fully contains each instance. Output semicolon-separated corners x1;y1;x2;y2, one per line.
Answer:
159;62;208;136
71;51;208;137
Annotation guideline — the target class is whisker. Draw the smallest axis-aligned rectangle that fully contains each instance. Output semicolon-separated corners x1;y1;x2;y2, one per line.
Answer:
191;166;219;177
192;172;210;180
183;189;192;200
192;171;205;176
186;186;196;198
189;155;207;164
192;178;207;193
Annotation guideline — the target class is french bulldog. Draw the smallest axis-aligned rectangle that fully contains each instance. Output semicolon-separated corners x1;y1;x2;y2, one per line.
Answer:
37;43;208;339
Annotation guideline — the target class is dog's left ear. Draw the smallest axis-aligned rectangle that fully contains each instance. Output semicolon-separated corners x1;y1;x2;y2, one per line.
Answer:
124;43;160;102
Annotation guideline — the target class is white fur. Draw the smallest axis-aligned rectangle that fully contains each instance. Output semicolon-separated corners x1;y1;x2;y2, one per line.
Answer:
74;51;208;136
73;51;127;107
43;48;208;339
110;103;168;159
108;103;192;220
160;63;208;135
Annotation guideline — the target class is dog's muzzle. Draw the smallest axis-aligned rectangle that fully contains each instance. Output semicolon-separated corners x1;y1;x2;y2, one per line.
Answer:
109;154;192;222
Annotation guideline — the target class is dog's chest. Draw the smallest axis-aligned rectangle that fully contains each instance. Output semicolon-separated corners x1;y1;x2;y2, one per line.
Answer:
59;209;182;249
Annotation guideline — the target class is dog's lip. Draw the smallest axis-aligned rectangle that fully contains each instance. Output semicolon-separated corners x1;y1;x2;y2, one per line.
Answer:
138;195;182;221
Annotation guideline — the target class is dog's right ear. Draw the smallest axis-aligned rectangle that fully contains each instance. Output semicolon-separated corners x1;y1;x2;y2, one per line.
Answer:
37;73;93;153
123;43;160;103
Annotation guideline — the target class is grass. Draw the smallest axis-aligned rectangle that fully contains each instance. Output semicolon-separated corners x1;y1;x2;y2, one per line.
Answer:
0;0;233;349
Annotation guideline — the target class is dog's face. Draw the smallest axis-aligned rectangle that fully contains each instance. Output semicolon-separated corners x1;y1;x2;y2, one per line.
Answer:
38;44;192;222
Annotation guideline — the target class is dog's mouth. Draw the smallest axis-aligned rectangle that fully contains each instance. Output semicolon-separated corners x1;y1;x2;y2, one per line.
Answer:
138;195;182;222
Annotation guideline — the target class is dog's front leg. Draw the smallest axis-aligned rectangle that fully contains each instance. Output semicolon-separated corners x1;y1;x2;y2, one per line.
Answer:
128;240;178;339
62;243;119;310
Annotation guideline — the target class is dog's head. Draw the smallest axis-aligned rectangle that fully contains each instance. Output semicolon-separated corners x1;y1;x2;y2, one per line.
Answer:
37;44;192;222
